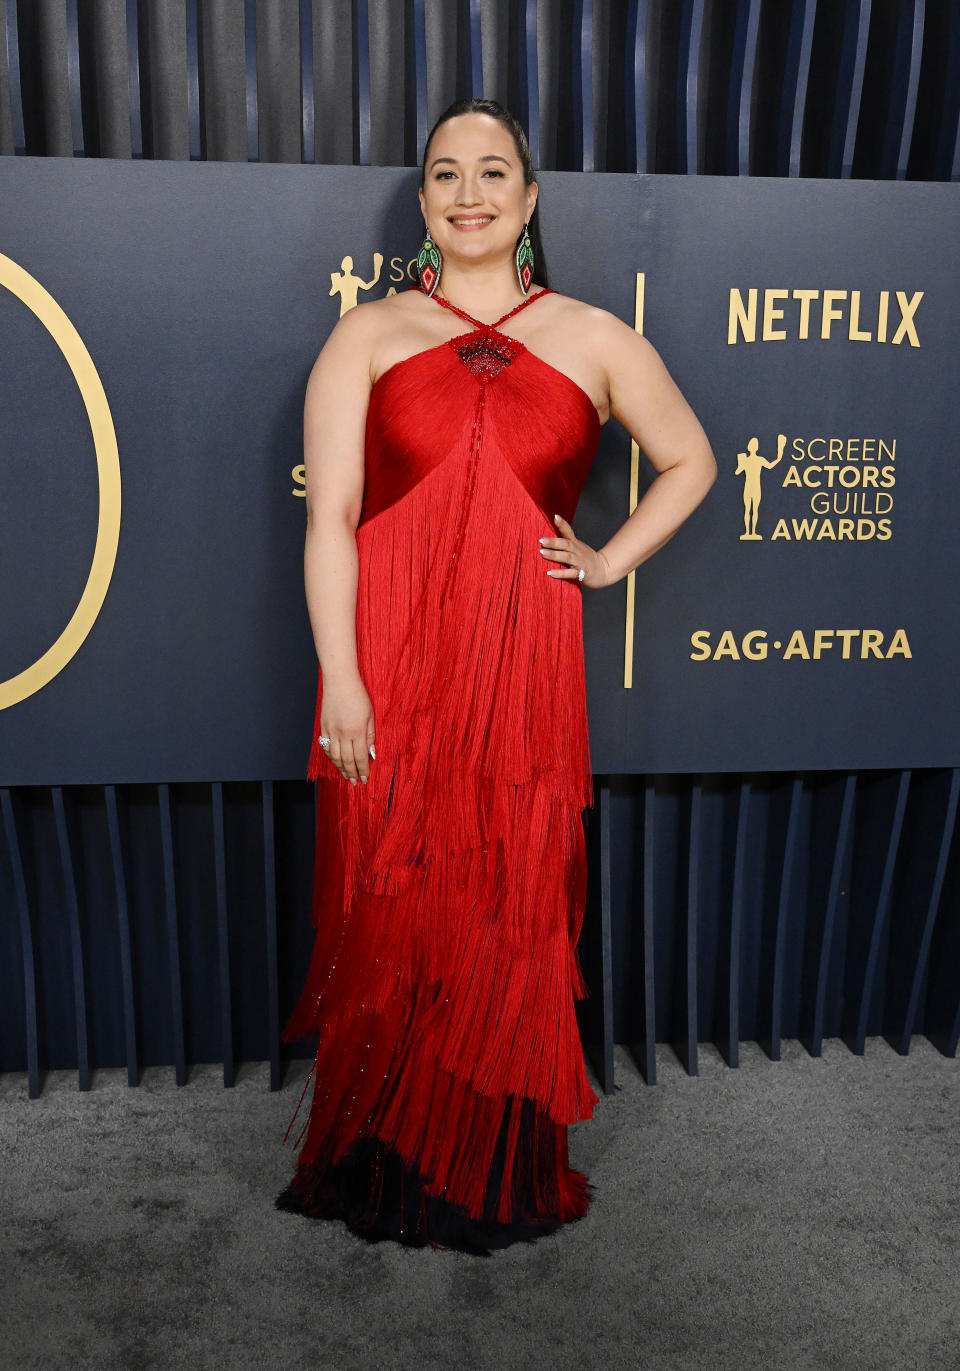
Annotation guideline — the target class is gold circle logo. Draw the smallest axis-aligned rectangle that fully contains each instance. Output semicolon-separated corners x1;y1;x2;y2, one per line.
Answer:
0;253;121;710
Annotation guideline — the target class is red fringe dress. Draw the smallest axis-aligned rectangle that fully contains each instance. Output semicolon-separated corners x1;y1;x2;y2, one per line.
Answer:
276;285;601;1254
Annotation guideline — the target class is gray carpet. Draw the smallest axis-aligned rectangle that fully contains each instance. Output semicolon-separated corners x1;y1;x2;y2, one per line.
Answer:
1;1038;957;1371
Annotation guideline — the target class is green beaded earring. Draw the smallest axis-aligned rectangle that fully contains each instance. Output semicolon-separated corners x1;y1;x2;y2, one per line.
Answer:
515;221;534;294
417;224;442;296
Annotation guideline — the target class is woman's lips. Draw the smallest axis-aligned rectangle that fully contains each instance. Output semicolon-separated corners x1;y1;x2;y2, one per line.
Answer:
449;216;495;231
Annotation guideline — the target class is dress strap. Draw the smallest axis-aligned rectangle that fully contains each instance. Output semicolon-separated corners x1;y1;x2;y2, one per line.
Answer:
416;285;554;330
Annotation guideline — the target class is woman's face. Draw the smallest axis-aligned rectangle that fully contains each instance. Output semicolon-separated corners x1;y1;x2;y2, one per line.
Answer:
419;113;537;270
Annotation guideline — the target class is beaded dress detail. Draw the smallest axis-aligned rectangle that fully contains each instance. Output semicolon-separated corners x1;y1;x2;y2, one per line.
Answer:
276;285;602;1254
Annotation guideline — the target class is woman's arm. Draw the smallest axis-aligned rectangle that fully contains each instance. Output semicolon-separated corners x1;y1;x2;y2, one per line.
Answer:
596;319;717;583
540;311;717;588
302;305;377;784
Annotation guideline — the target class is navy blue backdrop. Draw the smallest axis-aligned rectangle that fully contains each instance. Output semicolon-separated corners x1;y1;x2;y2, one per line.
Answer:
1;161;957;783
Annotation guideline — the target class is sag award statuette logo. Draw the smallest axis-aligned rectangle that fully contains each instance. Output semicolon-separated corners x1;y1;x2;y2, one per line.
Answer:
291;248;387;496
329;252;385;315
732;429;897;544
0;253;121;709
736;434;786;540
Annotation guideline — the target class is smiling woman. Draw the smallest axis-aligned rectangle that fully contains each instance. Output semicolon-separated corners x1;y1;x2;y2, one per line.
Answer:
275;98;716;1255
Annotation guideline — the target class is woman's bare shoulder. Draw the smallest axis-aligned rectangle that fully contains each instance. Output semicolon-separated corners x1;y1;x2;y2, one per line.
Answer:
321;289;422;354
545;289;639;335
548;289;662;377
542;290;602;319
340;288;421;327
311;290;421;383
544;290;643;348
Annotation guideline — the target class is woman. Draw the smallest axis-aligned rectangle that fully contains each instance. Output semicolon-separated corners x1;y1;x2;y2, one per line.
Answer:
276;98;716;1255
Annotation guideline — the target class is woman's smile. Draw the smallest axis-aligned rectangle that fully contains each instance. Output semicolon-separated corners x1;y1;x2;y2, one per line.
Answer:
448;214;496;230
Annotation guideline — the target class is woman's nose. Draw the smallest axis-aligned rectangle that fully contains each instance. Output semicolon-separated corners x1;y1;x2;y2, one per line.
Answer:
454;178;484;204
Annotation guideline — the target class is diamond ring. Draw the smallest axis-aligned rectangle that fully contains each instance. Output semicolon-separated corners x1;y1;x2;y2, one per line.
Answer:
318;735;331;748
577;567;585;583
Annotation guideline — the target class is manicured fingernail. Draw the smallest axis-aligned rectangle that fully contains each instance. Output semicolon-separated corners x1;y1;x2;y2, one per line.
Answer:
361;775;368;784
370;744;376;759
539;547;549;555
554;513;561;521
539;537;547;544
349;777;357;785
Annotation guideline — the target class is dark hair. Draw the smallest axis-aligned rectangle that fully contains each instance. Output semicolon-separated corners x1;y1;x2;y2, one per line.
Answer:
419;98;549;289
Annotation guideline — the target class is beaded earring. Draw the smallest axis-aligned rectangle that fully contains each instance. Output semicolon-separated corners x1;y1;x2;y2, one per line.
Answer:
515;221;534;294
417;224;442;296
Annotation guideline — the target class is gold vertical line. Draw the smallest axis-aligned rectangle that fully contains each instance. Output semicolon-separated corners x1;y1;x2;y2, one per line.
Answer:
624;271;645;689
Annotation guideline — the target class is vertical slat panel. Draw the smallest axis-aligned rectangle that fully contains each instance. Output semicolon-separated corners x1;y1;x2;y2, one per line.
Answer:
683;0;705;175
299;0;314;163
925;829;960;1053
125;0;143;159
931;5;960;180
946;1002;960;1057
263;781;281;1091
767;776;804;1061
105;785;139;1087
578;0;594;171
827;0;862;174
469;0;483;97
244;0;259;161
355;0;371;165
633;778;657;1084
52;788;90;1091
158;784;187;1086
673;0;693;173
851;769;911;1055
894;769;960;1054
1;789;40;1097
788;0;818;176
737;0;761;175
723;778;750;1068
895;0;924;178
413;0;427;155
212;782;234;1086
774;0;807;174
185;0;201;159
597;779;615;1092
841;0;871;178
3;0;26;154
625;0;649;173
64;0;84;155
878;0;915;176
809;772;856;1056
0;0;955;182
524;0;539;167
680;781;701;1077
725;0;751;173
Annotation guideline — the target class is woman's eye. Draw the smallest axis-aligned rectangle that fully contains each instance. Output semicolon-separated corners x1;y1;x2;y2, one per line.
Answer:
434;169;505;180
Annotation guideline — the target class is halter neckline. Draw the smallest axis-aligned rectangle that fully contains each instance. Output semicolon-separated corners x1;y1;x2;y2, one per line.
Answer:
417;286;554;331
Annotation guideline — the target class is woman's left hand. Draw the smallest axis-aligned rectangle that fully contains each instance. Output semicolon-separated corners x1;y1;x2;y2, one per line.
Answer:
539;513;610;588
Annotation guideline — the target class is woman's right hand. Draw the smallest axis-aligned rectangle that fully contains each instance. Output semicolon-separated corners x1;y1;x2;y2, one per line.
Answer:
318;673;376;785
